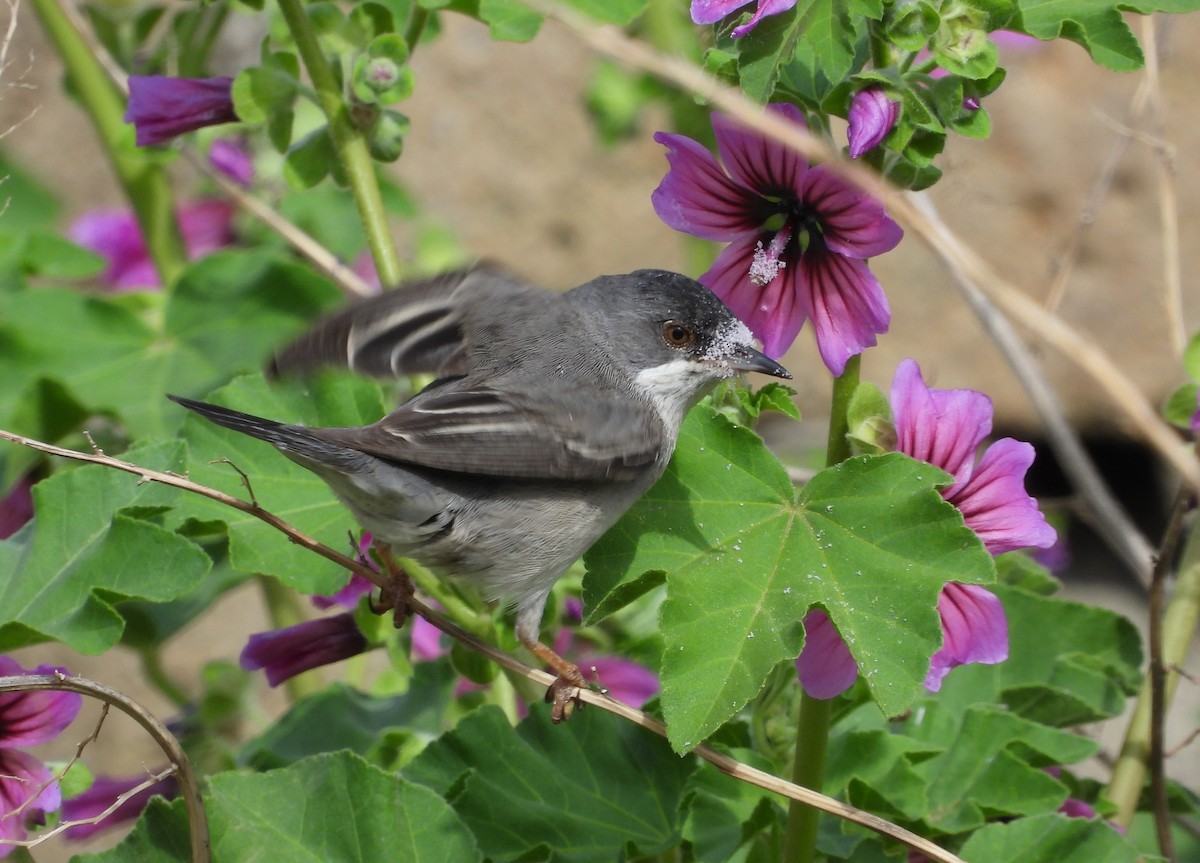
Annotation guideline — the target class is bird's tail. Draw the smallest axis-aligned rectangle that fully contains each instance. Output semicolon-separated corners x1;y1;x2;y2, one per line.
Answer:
167;395;368;471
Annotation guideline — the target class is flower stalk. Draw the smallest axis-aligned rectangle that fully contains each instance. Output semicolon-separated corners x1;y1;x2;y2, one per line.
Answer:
1107;498;1200;827
783;355;859;863
28;0;186;289
275;0;401;287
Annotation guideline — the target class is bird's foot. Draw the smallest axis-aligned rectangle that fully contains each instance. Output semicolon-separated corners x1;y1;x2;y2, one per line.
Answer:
524;637;586;723
367;540;415;629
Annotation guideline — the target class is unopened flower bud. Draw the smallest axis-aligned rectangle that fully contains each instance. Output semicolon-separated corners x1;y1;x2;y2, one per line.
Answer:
847;88;900;158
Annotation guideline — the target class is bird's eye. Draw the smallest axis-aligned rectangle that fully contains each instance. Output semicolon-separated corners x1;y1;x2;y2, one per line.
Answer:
661;321;695;349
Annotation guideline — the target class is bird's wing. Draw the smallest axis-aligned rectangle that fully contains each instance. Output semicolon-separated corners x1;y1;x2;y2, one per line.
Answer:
314;380;666;481
269;267;535;380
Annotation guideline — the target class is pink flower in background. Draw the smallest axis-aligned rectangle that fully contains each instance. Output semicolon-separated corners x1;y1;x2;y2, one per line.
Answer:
796;360;1055;698
0;476;34;540
0;657;82;857
69;200;235;291
61;774;178;840
208;139;254;188
690;0;797;38
652;103;902;373
125;76;238;146
240;613;368;687
891;359;1056;556
847;88;900;158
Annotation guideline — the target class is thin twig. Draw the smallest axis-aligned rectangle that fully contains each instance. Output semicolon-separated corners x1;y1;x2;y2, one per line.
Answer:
1148;486;1191;860
1139;16;1185;360
1043;79;1150;313
522;0;1200;493
910;192;1155;586
0;672;208;862
0;427;967;863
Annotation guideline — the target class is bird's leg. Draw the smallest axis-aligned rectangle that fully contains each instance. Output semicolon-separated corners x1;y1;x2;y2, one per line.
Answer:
519;634;585;723
367;541;415;630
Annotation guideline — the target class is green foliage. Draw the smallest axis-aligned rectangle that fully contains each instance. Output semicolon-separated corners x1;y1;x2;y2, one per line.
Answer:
206;752;483;862
0;440;209;653
406;705;694;861
586;405;994;750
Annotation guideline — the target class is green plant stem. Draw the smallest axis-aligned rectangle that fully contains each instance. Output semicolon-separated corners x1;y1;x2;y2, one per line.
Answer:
783;355;860;863
1108;505;1200;827
275;0;402;287
138;646;191;708
29;0;186;288
404;5;430;53
257;574;322;701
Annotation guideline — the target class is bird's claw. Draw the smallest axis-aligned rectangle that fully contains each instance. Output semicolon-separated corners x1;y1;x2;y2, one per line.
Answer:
545;673;584;723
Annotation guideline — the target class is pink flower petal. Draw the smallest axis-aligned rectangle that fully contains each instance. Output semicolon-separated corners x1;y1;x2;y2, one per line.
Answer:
795;609;859;699
847;88;901;158
949;438;1057;555
700;234;806;359
924;583;1007;691
651;132;765;240
240;614;368;687
730;0;799;37
800;167;904;258
0;475;34;540
585;656;659;708
891;359;992;489
125;76;238;147
690;0;752;24
712;104;809;197
0;748;60;849
797;248;891;375
0;657;81;748
61;774;178;840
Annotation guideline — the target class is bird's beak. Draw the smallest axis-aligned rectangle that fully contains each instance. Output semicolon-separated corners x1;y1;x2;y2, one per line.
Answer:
726;345;791;379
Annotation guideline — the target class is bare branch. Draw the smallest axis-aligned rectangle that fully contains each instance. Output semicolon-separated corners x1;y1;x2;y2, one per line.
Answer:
0;672;209;862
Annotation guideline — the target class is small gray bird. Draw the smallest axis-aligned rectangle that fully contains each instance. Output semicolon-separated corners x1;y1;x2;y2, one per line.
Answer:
171;267;790;718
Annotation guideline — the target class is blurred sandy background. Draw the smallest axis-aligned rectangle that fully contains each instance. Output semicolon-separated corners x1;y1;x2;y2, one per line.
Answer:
3;5;1199;857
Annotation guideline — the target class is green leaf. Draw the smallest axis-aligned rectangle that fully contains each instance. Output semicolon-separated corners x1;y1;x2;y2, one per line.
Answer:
585;407;994;750
1012;0;1200;72
910;706;1096;832
72;797;192;863
0;252;342;451
406;705;695;861
480;0;542;41
558;0;647;25
207;751;482;862
0;441;211;654
959;813;1152;862
825;729;938;820
1184;330;1200;380
1163;382;1199;430
285;127;336;189
168;372;387;594
238;673;457;770
735;5;807;103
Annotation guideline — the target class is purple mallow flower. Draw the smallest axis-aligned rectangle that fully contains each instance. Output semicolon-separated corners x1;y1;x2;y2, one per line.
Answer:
652;103;902;374
240;613;368;687
0;657;82;857
847;88;900;158
796;360;1055;698
691;0;797;38
69;199;235;291
0;475;34;540
208;139;254;188
125;76;238;147
62;773;178;840
892;359;1056;556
